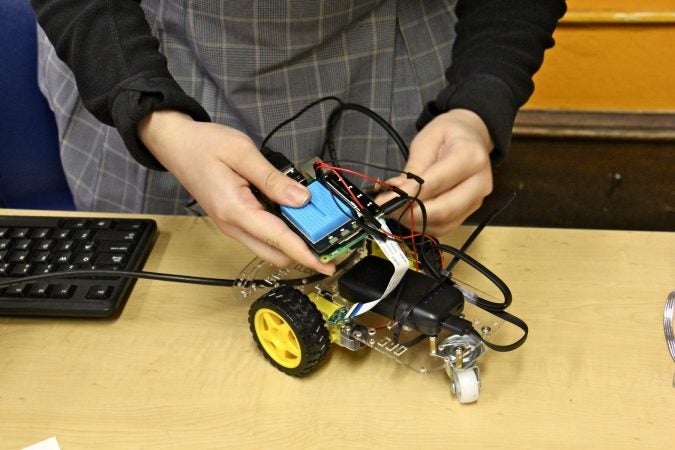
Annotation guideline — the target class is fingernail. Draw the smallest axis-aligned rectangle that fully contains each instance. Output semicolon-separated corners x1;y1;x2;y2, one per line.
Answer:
385;176;404;187
317;264;336;276
285;183;310;206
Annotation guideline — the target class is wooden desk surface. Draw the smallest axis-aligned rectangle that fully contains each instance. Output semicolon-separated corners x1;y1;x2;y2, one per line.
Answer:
1;209;673;449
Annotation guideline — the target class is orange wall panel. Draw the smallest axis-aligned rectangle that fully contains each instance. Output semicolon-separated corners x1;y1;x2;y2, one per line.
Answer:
524;1;675;111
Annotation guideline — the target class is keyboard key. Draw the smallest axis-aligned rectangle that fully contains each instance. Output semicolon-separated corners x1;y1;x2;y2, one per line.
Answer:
86;285;113;299
35;239;54;251
55;240;75;251
51;284;76;299
53;252;72;264
91;219;113;229
5;284;28;297
93;264;121;272
53;229;71;240
77;241;96;253
98;241;132;253
95;253;127;266
93;230;138;242
30;251;51;263
62;219;88;229
34;263;56;274
9;251;29;263
10;263;32;276
30;228;51;239
29;283;51;298
73;253;94;265
72;229;92;241
14;239;32;251
10;228;29;239
115;221;144;231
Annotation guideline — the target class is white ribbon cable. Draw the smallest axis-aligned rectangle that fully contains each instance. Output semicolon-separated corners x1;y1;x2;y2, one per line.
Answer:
347;221;408;318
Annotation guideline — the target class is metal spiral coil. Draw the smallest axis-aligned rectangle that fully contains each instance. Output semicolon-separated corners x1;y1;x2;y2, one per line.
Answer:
665;290;675;361
664;290;675;388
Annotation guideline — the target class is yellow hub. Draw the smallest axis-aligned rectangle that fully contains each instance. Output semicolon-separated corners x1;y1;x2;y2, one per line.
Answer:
254;308;301;369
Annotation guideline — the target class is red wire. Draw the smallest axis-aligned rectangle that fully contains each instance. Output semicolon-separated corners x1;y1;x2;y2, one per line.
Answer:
409;205;419;270
314;162;397;193
313;161;444;268
314;162;366;210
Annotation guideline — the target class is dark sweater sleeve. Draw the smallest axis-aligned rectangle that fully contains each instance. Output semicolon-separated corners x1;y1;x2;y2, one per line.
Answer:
30;0;211;170
416;0;567;163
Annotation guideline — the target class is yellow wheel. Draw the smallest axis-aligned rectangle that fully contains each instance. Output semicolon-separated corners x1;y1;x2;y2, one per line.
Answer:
253;308;301;369
249;286;330;376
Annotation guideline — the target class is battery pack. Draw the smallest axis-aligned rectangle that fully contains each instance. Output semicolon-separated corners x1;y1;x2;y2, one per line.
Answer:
338;255;464;335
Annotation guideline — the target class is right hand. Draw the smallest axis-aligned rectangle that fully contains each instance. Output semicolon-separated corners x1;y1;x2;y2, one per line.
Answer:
138;109;335;275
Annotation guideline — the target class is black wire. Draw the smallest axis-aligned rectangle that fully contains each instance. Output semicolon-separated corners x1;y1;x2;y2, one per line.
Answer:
261;96;344;149
0;269;327;289
392;191;518;333
186;97;418;241
400;332;427;348
469;308;529;352
261;97;410;174
0;245;363;291
444;192;517;274
431;243;512;312
321;103;409;161
321;107;342;163
389;200;515;342
391;240;513;344
0;270;238;287
395;193;435;278
322;159;418;179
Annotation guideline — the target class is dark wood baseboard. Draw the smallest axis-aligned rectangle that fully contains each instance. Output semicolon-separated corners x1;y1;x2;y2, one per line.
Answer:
468;110;675;231
514;109;675;141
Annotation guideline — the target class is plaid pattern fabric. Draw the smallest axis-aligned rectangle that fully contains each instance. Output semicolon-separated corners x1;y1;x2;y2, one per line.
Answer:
37;0;457;214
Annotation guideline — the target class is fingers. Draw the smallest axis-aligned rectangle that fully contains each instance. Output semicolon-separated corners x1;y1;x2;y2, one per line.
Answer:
209;167;335;275
223;218;336;275
400;168;492;236
378;109;494;235
140;116;331;273
409;141;490;201
225;147;310;208
403;129;443;176
220;150;336;274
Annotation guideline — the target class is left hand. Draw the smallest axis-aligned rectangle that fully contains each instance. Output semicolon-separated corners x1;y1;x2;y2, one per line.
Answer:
376;108;494;236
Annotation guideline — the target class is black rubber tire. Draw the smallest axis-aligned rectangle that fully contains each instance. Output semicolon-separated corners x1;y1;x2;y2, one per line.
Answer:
249;286;330;376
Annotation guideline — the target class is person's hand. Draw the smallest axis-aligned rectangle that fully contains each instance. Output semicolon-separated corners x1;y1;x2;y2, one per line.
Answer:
138;109;335;275
376;108;494;236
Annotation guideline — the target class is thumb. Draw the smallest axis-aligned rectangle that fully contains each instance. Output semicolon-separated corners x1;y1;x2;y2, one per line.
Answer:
232;150;310;207
260;166;311;207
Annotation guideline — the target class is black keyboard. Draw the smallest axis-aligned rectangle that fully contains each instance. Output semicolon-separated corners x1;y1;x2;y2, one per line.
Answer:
0;215;157;318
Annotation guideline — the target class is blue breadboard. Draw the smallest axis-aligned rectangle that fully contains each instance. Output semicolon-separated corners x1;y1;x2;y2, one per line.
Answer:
281;181;353;243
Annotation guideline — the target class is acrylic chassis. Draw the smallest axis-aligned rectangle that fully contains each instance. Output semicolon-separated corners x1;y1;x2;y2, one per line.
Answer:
235;248;506;404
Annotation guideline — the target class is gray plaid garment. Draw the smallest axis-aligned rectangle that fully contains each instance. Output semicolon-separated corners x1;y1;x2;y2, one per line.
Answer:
37;0;458;214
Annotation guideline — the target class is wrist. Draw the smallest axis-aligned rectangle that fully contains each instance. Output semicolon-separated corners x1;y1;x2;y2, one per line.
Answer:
137;109;193;151
446;108;494;151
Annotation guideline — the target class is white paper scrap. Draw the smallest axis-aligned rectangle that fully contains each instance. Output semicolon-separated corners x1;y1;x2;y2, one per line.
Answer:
22;437;61;450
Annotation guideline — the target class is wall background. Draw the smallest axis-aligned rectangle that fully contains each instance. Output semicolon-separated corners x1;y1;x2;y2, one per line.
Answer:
474;0;674;231
525;0;675;111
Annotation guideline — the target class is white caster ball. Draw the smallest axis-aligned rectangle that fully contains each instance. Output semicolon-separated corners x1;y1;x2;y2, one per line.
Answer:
452;369;480;404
